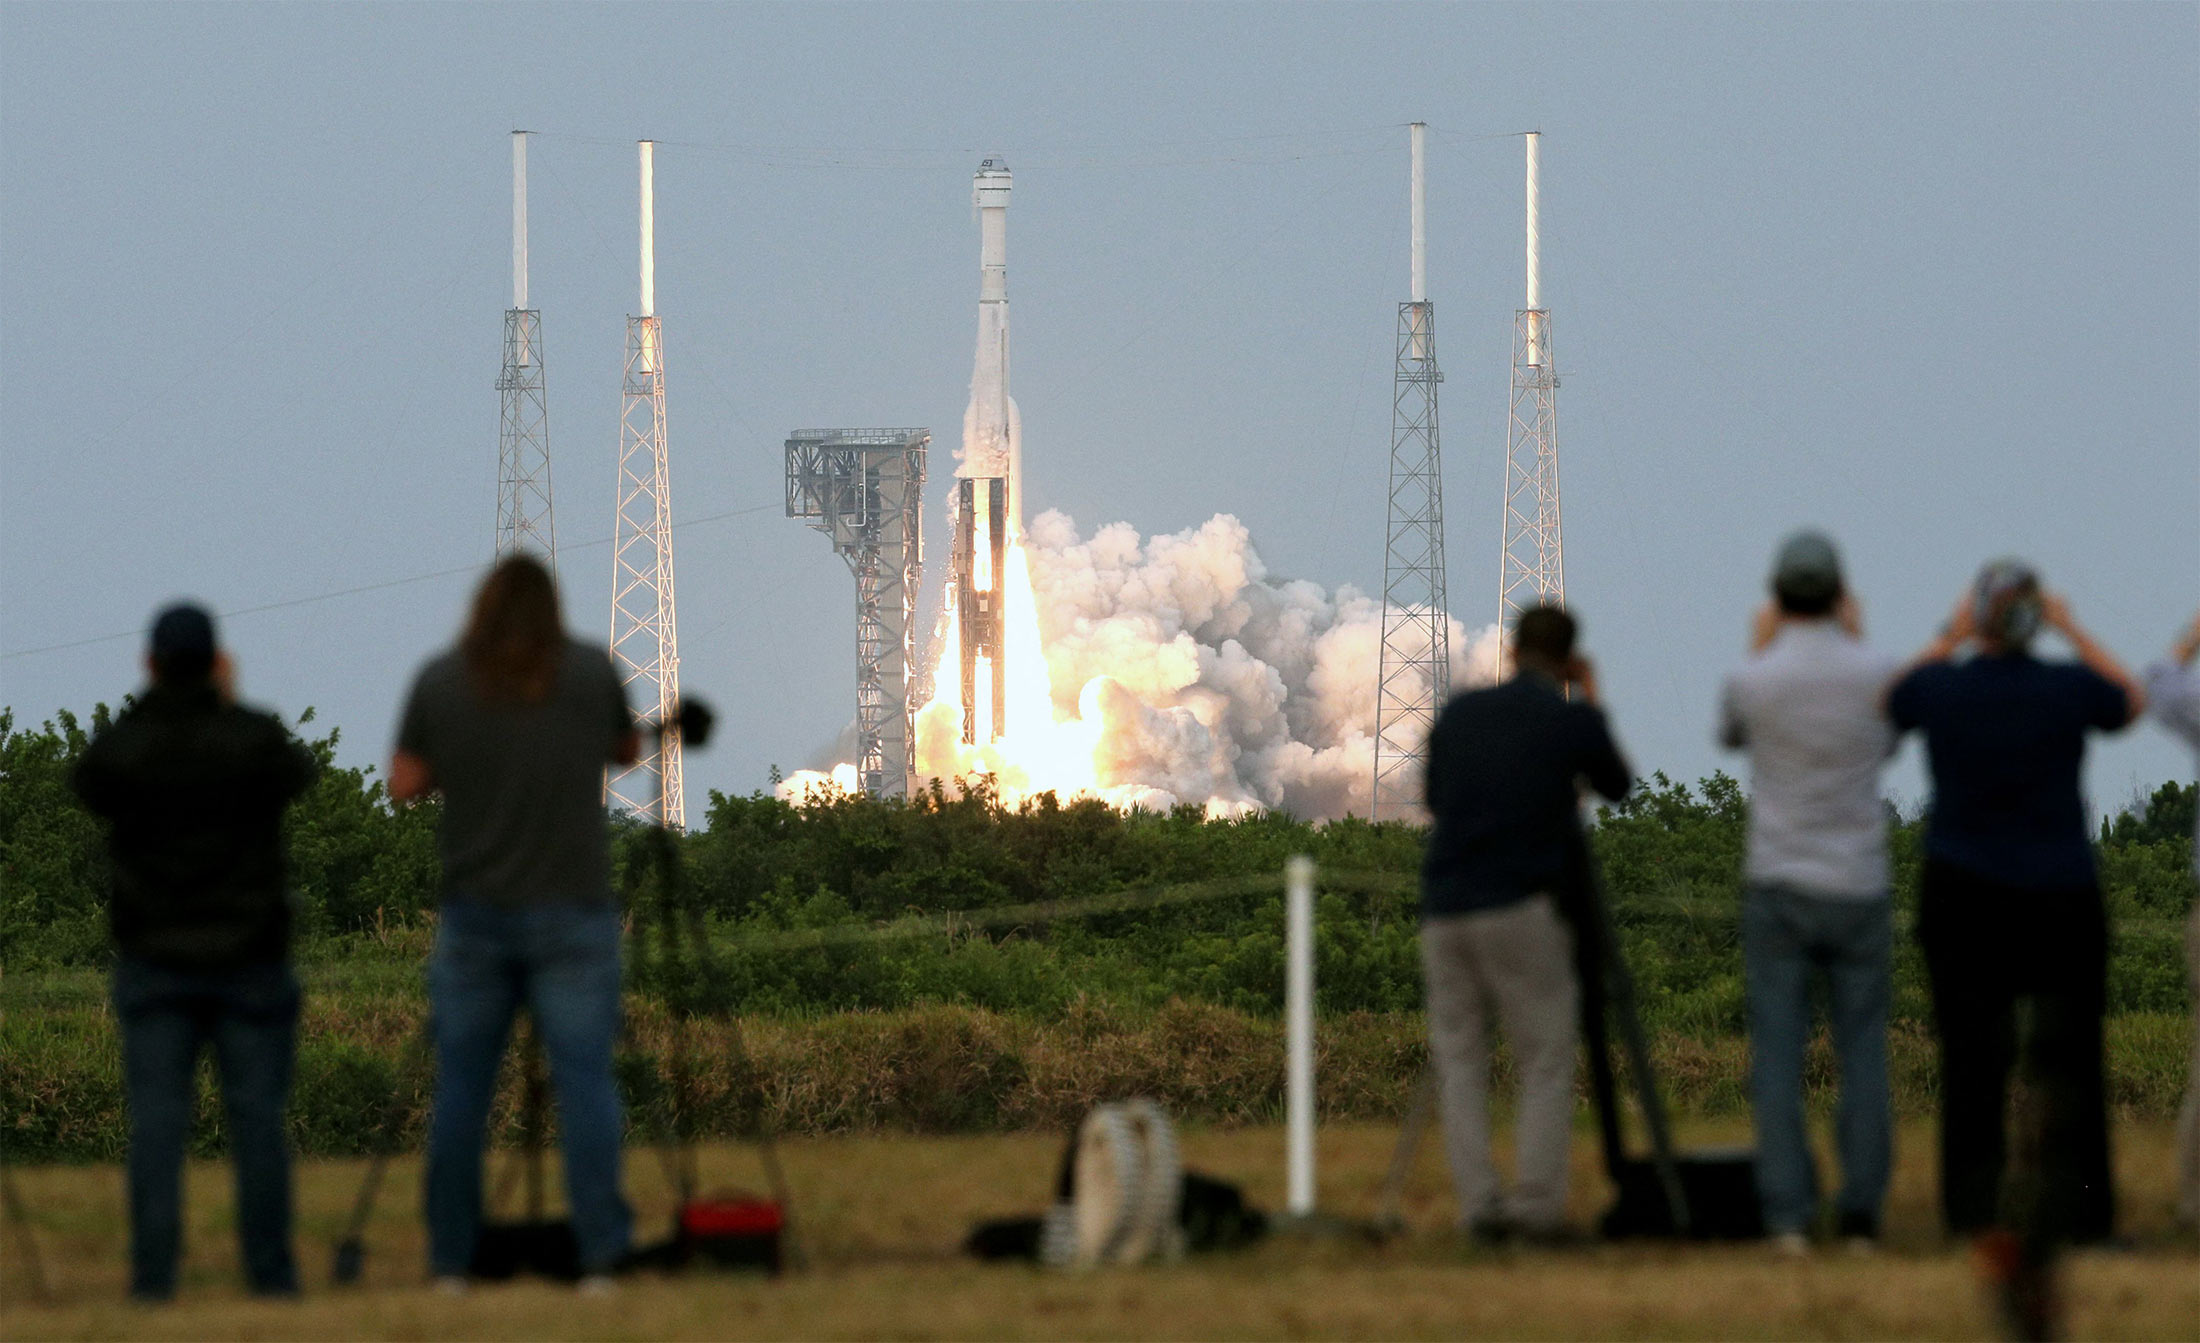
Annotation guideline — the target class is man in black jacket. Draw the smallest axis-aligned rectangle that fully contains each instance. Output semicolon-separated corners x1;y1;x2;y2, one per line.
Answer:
72;604;317;1302
1421;604;1631;1242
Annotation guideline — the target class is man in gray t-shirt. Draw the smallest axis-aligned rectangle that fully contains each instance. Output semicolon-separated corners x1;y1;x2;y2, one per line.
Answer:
1719;530;1900;1251
396;638;633;907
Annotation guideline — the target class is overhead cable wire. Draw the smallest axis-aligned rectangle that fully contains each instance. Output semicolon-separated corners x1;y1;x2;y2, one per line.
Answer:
0;502;784;662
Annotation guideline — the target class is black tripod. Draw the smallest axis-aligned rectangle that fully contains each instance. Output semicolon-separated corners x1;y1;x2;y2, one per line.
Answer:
333;697;795;1283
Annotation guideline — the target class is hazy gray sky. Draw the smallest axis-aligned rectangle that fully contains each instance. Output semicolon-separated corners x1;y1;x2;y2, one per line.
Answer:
4;2;2195;815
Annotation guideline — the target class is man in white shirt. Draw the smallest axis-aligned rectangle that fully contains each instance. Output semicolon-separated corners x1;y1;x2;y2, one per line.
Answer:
1719;531;1900;1253
2143;610;2200;1229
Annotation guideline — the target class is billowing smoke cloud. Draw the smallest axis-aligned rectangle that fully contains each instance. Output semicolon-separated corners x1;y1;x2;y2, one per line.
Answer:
782;507;1498;820
1021;508;1498;819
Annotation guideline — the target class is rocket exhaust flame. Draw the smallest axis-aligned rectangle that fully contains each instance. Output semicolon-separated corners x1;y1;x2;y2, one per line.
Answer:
955;477;1008;745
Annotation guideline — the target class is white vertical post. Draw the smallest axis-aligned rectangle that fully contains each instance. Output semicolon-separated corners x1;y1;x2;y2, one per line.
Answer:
1525;131;1543;368
638;139;655;318
512;131;528;311
1409;122;1426;305
1524;131;1541;312
1285;853;1316;1217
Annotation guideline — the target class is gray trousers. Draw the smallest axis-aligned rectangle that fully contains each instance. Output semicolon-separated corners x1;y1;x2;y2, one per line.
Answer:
1421;895;1580;1230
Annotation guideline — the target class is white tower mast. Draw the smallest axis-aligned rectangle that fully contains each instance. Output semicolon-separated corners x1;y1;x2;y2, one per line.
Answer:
1498;131;1564;669
496;130;555;566
609;139;686;825
1371;122;1450;820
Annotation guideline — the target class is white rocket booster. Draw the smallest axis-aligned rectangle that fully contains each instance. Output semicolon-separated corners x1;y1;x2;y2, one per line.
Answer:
966;158;1022;539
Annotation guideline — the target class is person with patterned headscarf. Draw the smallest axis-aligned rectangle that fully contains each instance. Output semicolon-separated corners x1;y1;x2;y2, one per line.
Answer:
1887;560;2144;1333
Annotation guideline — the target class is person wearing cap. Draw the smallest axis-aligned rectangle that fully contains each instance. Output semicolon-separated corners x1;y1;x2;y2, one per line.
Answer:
70;604;319;1303
1420;602;1631;1244
1718;531;1900;1254
390;555;640;1292
1888;563;2144;1258
2140;610;2200;1229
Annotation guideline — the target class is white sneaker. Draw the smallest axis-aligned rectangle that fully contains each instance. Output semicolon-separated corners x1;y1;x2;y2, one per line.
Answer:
1771;1231;1812;1258
434;1275;469;1297
577;1273;616;1298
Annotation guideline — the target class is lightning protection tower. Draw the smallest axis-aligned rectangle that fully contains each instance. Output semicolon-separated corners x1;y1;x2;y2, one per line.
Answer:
609;140;686;826
497;131;556;567
1498;131;1564;672
1371;122;1450;822
785;427;930;797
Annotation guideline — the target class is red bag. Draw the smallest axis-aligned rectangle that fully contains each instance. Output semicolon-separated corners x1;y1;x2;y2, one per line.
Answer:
676;1194;784;1273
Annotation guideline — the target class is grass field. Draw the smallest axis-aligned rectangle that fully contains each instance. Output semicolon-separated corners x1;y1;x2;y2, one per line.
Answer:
4;1119;2196;1340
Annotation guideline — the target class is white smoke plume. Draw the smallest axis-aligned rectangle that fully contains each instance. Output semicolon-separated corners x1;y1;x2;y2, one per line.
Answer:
779;508;1498;820
1018;509;1499;819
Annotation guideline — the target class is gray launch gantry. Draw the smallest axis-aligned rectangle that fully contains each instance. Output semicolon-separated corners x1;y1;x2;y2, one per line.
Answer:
785;428;930;797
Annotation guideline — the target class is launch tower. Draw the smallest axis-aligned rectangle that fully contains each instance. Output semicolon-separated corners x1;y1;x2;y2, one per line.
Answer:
609;140;686;826
1498;132;1564;666
785;427;930;796
1370;123;1450;821
497;130;555;566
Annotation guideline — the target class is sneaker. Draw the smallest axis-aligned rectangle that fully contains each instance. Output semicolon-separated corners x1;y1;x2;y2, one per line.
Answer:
1770;1230;1812;1258
1836;1210;1878;1257
576;1273;616;1298
434;1275;469;1297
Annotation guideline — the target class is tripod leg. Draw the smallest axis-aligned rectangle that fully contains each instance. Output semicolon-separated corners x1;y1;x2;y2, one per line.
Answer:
333;1017;434;1284
0;1162;52;1304
1607;940;1690;1234
1374;1064;1439;1233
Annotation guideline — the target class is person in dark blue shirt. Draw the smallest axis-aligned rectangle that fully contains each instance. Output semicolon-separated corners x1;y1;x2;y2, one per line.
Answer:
1418;604;1631;1242
73;604;318;1303
1888;560;2143;1274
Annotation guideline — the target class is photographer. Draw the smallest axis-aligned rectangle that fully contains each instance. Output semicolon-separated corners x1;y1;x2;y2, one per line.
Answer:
1889;562;2142;1261
390;556;640;1293
1718;532;1899;1254
1420;603;1631;1244
71;604;318;1302
2141;610;2200;1229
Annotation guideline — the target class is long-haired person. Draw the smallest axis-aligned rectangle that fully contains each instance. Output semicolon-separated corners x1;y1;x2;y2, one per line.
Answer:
391;556;640;1292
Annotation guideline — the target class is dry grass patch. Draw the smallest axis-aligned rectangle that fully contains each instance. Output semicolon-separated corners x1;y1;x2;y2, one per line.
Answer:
4;1121;2196;1340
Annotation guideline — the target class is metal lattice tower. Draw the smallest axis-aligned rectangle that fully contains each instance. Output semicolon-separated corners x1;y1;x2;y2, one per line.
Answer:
1371;123;1450;822
497;131;556;567
608;141;685;826
1498;132;1563;668
785;428;929;797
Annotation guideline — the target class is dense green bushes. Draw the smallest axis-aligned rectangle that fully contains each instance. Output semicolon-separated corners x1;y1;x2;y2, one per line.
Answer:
5;705;2194;1027
4;703;2193;1161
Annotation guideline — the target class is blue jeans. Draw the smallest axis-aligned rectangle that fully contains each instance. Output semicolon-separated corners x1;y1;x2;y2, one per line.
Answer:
426;901;630;1277
1742;884;1892;1236
112;956;299;1300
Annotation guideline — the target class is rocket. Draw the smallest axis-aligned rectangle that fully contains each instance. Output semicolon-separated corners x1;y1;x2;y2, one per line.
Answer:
955;157;1017;745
